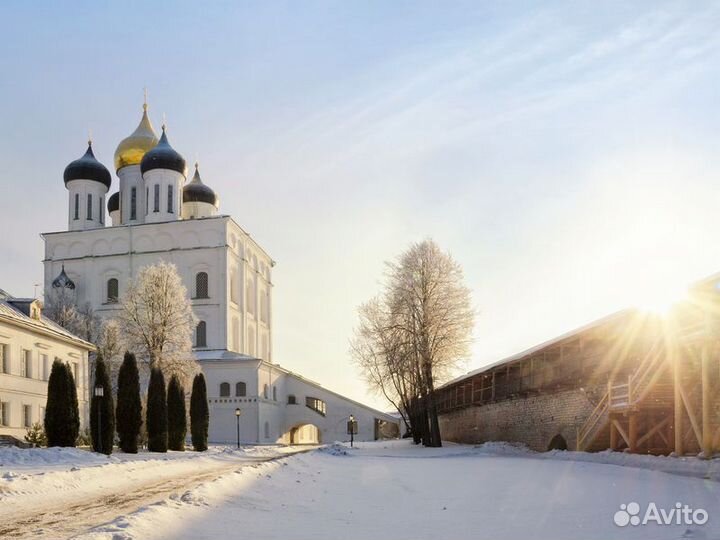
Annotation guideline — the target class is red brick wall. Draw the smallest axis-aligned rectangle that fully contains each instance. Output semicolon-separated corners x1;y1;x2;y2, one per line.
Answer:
438;386;603;451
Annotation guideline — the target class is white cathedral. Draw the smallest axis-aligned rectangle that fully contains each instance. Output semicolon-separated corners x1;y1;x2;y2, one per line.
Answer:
41;102;398;445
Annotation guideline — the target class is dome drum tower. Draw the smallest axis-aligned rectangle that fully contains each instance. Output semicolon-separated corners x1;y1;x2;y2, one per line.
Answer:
114;103;158;226
140;126;187;224
63;141;111;231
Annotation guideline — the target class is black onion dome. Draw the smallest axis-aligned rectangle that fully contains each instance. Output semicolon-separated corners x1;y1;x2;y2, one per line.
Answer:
63;142;112;189
107;192;119;213
140;126;187;176
183;164;219;207
51;265;76;290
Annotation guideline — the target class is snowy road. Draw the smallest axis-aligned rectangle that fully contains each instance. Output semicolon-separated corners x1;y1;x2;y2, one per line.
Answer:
0;446;311;539
73;441;720;540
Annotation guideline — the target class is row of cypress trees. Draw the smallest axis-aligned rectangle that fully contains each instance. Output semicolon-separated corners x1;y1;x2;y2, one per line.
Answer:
142;367;210;452
45;353;210;455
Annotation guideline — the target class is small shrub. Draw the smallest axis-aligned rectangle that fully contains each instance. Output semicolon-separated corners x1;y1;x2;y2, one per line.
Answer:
24;422;47;447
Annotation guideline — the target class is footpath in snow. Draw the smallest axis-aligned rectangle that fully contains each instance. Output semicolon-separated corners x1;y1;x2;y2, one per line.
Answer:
0;444;304;539
70;440;720;540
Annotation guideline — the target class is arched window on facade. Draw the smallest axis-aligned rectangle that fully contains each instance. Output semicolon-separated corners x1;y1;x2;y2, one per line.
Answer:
107;278;119;303
246;280;255;315
230;270;239;304
273;386;277;401
263;384;269;399
196;321;207;348
130;187;137;220
236;382;246;397
87;194;93;220
232;317;240;352
74;193;80;220
153;183;160;213
167;185;174;213
195;272;209;299
220;382;230;397
264;421;270;439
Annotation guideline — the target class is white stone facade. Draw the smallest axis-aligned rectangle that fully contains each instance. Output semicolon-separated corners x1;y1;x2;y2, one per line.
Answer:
42;216;273;361
0;291;93;440
40;106;399;444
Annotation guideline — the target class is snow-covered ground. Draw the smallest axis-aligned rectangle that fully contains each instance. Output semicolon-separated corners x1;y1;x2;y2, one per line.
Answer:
0;444;307;539
62;440;720;540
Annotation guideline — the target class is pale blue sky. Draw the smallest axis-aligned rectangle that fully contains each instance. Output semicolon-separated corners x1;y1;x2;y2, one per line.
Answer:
1;2;720;409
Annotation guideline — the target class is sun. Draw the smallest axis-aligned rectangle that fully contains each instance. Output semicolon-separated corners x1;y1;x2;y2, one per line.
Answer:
633;282;688;316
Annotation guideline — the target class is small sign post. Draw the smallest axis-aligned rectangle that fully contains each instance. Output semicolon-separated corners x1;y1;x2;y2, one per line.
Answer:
347;414;358;448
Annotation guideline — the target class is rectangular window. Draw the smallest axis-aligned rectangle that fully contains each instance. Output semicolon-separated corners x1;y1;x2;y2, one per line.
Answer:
41;354;49;380
74;193;79;220
99;197;104;224
154;184;160;212
0;402;8;426
167;185;174;213
130;187;137;221
305;397;327;416
23;349;31;378
0;344;7;374
87;193;93;220
146;187;149;215
23;404;32;428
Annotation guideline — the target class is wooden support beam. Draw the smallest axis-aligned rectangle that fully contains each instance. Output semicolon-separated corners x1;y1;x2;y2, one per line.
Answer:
674;350;684;455
638;416;671;447
612;419;631;448
657;422;670;447
610;419;618;450
629;414;638;453
678;381;703;449
701;330;712;456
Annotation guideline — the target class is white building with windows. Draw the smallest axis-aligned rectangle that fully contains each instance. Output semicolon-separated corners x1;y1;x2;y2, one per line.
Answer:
41;102;398;444
0;289;94;441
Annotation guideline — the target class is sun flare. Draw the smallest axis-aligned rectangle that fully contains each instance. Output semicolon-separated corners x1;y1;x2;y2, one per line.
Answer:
632;282;688;316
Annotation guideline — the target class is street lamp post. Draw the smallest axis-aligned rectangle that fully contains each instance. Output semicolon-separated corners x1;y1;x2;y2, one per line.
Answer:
94;385;104;454
347;414;358;448
235;408;241;449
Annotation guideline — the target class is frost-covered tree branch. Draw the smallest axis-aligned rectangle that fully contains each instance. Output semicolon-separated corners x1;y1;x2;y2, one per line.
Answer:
117;262;198;385
351;239;474;447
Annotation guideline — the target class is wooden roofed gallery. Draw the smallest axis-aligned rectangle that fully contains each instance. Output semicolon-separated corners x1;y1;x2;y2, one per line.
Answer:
437;274;720;456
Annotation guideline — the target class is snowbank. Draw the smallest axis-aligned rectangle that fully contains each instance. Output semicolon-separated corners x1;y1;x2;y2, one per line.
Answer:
0;446;109;469
472;441;720;481
74;440;720;540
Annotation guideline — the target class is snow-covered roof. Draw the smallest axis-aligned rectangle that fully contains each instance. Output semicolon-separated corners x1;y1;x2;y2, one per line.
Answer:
439;308;635;389
0;292;94;350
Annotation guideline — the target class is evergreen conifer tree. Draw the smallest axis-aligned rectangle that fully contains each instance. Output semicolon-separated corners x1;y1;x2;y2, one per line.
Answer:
90;354;115;455
167;375;187;451
147;367;168;452
190;373;209;451
45;360;70;446
65;363;80;446
116;352;142;453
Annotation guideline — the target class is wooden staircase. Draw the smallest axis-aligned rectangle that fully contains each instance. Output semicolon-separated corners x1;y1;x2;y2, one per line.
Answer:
577;344;672;453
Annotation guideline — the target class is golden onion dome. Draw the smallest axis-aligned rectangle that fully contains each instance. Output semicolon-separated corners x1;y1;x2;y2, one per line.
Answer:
113;103;159;171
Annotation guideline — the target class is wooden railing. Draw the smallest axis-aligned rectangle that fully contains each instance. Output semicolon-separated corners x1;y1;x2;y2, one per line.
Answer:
577;391;609;450
577;339;671;451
